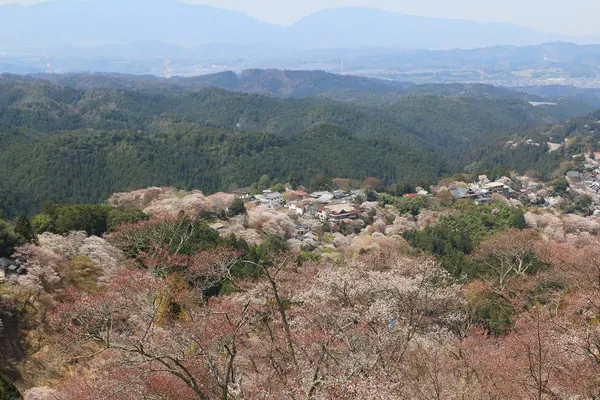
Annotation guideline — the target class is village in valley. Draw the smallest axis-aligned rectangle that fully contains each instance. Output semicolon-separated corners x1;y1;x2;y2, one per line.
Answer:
180;148;600;259
4;154;600;285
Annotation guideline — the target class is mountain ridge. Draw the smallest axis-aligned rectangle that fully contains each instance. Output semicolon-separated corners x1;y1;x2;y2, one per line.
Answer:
0;3;580;50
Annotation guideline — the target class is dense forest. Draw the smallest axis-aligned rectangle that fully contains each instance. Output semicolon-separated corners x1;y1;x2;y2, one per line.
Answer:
0;72;598;217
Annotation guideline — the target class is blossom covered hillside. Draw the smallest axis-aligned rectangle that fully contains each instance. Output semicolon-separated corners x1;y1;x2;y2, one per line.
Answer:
1;182;600;399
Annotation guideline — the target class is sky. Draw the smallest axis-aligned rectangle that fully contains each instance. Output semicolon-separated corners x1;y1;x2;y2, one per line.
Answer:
0;0;598;37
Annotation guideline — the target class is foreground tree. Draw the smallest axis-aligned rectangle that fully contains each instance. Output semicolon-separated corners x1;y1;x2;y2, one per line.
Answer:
228;198;246;217
473;229;544;290
49;269;255;400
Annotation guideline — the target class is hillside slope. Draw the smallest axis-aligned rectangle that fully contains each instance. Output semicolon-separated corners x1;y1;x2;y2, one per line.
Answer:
0;75;570;216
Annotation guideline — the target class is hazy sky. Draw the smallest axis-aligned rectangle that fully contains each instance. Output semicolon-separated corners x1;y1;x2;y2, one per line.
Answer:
1;0;597;37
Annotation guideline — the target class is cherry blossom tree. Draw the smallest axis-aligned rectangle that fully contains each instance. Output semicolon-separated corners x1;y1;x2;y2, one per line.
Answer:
48;269;256;400
43;250;470;399
246;208;295;239
108;214;219;259
473;229;544;290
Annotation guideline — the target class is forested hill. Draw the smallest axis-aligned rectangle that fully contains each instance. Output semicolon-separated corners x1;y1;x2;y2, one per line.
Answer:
466;109;600;180
0;74;583;216
29;70;414;98
0;124;444;217
0;75;556;150
18;70;595;120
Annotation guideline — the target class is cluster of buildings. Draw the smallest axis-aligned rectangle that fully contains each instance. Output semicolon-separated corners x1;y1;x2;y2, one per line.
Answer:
449;176;517;205
228;186;372;243
232;187;367;225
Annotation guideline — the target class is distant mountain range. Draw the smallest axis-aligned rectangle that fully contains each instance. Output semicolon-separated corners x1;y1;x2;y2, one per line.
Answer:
0;0;588;52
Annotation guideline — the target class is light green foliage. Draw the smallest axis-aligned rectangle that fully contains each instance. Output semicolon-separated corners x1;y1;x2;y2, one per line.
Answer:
32;204;147;236
37;204;110;236
270;183;286;193
107;208;149;232
67;256;102;292
299;250;320;262
403;203;527;279
31;213;53;234
381;194;427;216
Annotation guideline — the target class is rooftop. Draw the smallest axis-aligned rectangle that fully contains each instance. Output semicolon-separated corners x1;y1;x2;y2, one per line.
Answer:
264;192;283;200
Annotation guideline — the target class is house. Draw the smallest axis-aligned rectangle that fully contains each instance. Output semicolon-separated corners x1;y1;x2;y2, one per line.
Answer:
317;207;329;222
260;191;284;206
295;224;310;236
231;188;252;199
316;193;335;204
288;201;305;215
303;232;319;241
318;204;360;222
483;182;509;196
0;257;22;275
289;200;316;215
449;187;477;200
506;187;519;199
333;190;346;199
310;191;331;199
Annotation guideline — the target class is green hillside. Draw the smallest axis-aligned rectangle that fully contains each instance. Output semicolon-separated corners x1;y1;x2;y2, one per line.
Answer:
0;74;591;216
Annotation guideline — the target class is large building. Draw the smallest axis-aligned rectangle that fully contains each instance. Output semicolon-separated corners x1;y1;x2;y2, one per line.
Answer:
318;204;360;222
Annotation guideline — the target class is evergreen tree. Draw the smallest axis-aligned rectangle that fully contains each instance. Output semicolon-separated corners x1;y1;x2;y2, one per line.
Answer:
257;175;271;192
228;198;246;217
0;219;21;258
310;173;330;192
14;214;36;244
287;171;301;190
366;189;378;202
